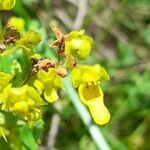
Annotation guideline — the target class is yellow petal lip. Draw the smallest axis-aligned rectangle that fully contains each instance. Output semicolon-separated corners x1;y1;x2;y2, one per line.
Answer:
78;83;111;125
88;99;111;125
44;88;58;103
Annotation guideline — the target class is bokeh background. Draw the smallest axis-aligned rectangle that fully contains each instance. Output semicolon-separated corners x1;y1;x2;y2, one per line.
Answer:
0;0;150;149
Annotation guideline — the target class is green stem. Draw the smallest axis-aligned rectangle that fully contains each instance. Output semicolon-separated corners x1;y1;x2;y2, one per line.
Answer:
0;45;19;57
64;76;111;150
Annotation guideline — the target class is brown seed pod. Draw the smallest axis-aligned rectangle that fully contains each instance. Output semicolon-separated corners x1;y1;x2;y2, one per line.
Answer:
57;67;68;78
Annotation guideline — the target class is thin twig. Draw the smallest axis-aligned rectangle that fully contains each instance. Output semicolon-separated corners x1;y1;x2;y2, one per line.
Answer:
72;0;88;30
94;18;127;41
95;0;129;49
66;0;78;6
117;61;150;78
55;9;73;30
46;113;60;150
46;102;62;150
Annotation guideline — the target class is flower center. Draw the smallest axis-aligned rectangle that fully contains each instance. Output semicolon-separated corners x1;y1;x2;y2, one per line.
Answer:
81;83;100;101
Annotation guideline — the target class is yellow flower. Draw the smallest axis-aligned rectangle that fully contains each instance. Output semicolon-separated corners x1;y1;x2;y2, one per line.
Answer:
16;30;42;56
0;85;45;121
34;68;64;103
0;0;16;10
0;72;12;92
71;64;110;88
10;101;29;116
65;30;93;60
71;64;110;125
17;30;41;46
7;17;25;32
78;83;110;125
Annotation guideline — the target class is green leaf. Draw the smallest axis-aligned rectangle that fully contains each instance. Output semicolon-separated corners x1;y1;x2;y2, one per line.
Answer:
19;125;37;150
11;53;31;86
31;119;44;141
1;110;18;127
0;56;12;73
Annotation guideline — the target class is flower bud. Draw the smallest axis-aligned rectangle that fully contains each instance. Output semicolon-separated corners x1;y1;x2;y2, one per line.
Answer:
65;30;93;60
57;67;68;78
0;0;16;10
8;17;25;32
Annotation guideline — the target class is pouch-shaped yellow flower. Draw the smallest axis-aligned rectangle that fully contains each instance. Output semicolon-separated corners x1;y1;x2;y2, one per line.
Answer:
71;64;110;125
65;30;93;60
78;83;110;125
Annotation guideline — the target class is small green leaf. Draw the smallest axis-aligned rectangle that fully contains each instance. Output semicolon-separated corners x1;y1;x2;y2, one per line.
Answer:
19;125;37;150
31;119;44;141
0;56;12;73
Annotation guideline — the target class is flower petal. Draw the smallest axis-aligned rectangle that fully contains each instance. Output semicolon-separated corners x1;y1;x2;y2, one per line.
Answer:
78;83;110;125
44;88;58;103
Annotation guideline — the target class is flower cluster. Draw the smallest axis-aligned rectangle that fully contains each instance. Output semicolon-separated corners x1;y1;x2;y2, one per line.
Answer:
2;85;43;119
0;2;111;141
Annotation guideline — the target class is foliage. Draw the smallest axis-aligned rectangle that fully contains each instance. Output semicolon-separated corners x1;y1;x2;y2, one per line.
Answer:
0;0;150;149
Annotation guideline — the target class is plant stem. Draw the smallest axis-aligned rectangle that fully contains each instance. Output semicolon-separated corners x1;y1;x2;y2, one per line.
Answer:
0;45;19;57
95;0;129;49
64;76;111;150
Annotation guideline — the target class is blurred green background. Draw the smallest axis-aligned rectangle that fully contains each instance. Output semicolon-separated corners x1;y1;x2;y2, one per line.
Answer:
0;0;150;149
